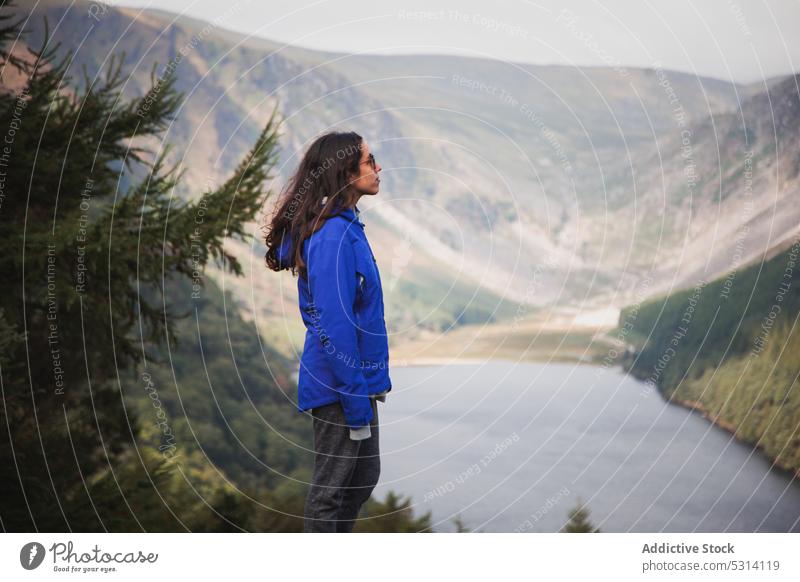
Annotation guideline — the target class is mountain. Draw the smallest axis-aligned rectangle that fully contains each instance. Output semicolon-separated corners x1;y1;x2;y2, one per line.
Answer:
20;0;799;352
598;74;800;303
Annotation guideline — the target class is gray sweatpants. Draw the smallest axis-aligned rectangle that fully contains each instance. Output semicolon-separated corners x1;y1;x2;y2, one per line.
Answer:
303;398;380;532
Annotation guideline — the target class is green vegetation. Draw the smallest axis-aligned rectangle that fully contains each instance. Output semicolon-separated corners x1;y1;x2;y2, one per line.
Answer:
0;8;425;531
560;498;601;533
386;270;520;334
618;240;800;476
354;491;433;533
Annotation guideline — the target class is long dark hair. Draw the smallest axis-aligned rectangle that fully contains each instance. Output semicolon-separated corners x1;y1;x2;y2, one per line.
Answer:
264;131;363;280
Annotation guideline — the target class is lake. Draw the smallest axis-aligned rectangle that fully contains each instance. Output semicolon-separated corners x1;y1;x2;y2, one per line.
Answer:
373;361;800;532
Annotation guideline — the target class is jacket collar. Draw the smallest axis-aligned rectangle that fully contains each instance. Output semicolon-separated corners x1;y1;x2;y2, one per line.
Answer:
334;204;364;227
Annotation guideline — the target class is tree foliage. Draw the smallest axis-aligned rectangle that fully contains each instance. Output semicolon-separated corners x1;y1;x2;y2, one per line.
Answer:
560;498;600;533
355;491;434;533
0;7;282;531
0;6;432;532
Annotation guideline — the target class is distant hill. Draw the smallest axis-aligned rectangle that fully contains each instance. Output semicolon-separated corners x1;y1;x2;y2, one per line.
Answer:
600;74;800;301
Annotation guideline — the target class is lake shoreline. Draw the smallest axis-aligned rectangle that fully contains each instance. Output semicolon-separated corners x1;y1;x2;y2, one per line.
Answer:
394;355;800;481
668;395;800;480
393;355;604;367
382;361;800;532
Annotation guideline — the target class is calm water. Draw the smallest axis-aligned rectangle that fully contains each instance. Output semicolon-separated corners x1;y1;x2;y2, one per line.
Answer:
373;361;800;532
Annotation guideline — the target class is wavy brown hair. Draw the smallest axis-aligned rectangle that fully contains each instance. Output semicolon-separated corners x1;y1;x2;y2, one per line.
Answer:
264;131;364;280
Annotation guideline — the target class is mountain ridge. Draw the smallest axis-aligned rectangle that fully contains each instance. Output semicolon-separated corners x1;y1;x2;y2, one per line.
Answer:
19;0;800;349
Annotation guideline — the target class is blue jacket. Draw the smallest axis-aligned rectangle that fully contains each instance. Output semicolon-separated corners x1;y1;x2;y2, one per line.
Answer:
277;204;391;428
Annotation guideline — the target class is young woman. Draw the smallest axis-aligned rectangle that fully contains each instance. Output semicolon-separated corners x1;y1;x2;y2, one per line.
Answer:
265;131;391;532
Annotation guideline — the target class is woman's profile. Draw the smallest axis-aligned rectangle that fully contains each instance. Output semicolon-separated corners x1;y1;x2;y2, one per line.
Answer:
265;131;390;532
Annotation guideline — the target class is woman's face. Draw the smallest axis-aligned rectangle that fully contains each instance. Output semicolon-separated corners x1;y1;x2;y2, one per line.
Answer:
350;140;382;196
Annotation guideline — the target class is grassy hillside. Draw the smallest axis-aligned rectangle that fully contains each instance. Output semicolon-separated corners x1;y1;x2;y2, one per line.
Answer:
619;238;800;476
128;277;309;491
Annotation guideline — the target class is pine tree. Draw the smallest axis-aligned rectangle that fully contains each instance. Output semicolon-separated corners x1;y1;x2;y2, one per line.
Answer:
560;498;601;533
0;5;281;531
356;490;434;532
452;514;471;532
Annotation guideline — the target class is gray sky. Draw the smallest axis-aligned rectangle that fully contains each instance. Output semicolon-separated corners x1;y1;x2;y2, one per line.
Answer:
115;0;800;83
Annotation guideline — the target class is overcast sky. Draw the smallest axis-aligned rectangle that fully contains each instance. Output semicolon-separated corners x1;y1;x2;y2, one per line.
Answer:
114;0;800;83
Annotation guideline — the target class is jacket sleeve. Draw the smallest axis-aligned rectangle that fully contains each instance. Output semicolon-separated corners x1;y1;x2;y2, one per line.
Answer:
306;231;374;429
